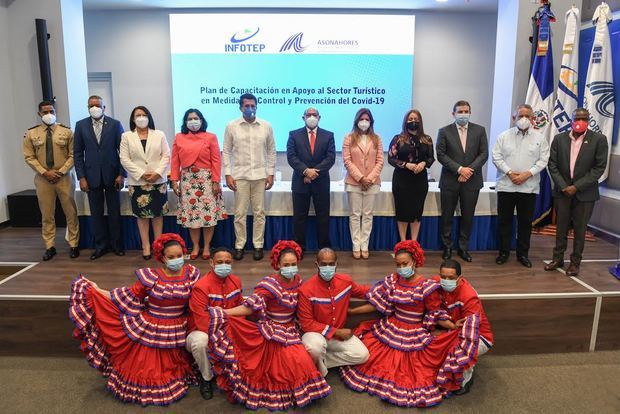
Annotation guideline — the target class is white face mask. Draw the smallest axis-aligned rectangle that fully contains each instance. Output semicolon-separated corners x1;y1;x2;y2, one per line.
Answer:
186;119;201;132
41;113;56;126
305;116;319;129
516;117;531;131
89;106;103;119
358;120;371;132
134;116;149;129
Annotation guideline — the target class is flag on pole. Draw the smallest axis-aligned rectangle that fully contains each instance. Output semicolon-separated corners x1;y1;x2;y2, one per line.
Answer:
583;2;615;182
526;4;555;224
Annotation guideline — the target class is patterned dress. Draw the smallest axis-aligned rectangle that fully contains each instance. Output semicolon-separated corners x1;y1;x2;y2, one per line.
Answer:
207;275;331;411
340;274;479;407
69;265;200;406
177;167;226;228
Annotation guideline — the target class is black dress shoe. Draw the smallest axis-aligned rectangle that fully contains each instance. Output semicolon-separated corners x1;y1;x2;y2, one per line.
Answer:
442;248;452;260
199;378;214;400
457;249;472;262
114;249;125;256
454;377;474;396
517;256;532;268
69;247;80;259
142;254;152;260
253;248;264;261
544;259;564;271
42;247;57;261
495;253;509;265
233;249;244;261
90;248;108;260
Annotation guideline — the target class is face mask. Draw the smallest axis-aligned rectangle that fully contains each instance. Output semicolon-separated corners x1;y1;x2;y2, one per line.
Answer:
166;257;184;272
305;116;319;129
318;265;336;282
407;121;419;131
572;120;588;134
397;265;415;279
440;278;458;292
280;266;298;280
89;106;103;119
41;113;56;126
357;120;370;132
516;117;531;131
134;116;149;129
242;108;256;118
213;263;232;278
455;113;470;126
186;119;201;132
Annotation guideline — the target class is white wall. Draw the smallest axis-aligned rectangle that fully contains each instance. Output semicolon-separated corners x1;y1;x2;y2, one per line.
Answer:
83;9;498;182
0;4;16;222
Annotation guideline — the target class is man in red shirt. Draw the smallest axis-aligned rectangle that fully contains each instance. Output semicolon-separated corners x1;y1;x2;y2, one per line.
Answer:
187;247;243;399
436;259;493;395
297;248;370;376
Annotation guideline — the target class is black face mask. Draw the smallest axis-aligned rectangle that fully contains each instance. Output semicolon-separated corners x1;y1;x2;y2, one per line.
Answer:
407;121;419;131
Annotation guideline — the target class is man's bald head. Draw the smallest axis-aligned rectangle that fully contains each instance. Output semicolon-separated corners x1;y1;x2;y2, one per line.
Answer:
316;248;337;266
572;107;590;121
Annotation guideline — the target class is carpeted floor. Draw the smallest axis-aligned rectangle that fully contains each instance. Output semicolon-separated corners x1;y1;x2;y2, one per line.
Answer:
1;351;619;413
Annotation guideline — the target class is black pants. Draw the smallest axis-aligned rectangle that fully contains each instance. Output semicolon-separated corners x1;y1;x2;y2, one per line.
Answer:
292;188;330;250
553;196;595;265
440;187;480;251
497;192;536;257
87;184;123;251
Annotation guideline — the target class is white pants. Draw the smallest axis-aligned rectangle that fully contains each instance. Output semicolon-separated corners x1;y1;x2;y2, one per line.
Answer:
347;190;376;251
233;179;266;249
186;330;213;381
462;336;491;386
302;332;369;377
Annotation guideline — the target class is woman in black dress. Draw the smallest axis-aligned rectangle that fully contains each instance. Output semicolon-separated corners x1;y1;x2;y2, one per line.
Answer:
388;109;434;242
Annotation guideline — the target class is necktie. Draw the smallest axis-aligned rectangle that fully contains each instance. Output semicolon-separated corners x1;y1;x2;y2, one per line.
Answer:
309;130;316;154
94;120;102;144
459;127;467;151
45;127;54;169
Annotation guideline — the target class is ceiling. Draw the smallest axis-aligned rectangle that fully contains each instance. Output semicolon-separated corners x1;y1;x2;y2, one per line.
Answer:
82;0;499;13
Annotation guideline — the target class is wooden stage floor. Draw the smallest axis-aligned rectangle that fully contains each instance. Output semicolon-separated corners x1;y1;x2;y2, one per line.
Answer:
0;227;618;356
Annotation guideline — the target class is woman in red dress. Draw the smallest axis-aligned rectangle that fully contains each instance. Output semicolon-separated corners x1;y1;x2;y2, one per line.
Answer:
207;240;331;411
69;233;199;406
340;240;479;407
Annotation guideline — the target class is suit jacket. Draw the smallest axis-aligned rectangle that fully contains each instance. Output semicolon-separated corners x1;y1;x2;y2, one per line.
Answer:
119;129;171;186
436;122;488;191
286;126;336;193
74;116;125;188
548;130;608;202
342;134;384;186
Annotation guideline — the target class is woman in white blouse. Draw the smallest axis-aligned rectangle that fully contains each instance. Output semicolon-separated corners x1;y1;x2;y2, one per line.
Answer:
119;106;171;259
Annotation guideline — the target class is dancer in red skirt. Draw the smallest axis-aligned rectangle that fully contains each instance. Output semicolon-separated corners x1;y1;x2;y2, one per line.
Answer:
69;233;198;406
340;240;479;407
207;240;331;411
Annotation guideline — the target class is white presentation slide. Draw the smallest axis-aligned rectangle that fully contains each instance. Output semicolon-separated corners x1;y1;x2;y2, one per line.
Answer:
170;13;415;150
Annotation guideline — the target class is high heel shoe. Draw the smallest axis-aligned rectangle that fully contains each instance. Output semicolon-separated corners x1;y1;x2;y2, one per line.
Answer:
190;251;200;260
142;254;152;260
202;248;211;260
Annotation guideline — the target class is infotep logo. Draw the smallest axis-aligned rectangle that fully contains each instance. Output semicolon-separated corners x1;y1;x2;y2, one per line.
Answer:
225;27;266;52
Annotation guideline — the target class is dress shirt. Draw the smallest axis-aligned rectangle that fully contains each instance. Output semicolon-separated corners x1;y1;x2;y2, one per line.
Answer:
492;126;550;193
569;131;585;179
222;116;276;180
91;116;104;143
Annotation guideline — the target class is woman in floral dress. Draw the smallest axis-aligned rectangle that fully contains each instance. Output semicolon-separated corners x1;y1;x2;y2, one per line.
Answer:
170;108;226;260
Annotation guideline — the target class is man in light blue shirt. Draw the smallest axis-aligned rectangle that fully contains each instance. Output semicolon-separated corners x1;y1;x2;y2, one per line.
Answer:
492;104;550;268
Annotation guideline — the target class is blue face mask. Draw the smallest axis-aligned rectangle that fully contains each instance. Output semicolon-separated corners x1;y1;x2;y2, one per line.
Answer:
242;107;256;118
319;265;336;282
280;266;298;280
440;278;458;292
166;257;184;272
214;263;232;278
397;265;415;279
455;113;470;126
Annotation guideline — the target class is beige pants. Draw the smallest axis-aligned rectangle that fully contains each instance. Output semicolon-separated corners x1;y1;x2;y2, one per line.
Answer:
302;331;370;377
34;174;79;249
233;179;266;249
462;336;491;386
186;330;213;381
347;191;376;251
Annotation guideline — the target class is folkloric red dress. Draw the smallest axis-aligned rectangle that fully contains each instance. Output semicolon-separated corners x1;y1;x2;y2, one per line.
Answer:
69;265;200;406
340;273;479;407
207;274;332;411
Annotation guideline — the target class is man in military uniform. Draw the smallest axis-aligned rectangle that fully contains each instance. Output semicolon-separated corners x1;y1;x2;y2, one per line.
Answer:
23;100;80;261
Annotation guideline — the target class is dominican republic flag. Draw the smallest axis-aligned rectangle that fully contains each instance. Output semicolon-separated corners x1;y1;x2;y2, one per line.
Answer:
583;2;615;182
526;4;555;225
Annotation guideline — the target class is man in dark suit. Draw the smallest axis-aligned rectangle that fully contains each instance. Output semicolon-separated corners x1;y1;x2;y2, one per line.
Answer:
544;108;608;276
436;100;489;262
74;95;126;260
287;107;335;252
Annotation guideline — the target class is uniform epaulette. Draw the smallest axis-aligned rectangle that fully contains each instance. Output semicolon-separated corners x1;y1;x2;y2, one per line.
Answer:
28;125;38;130
58;123;71;129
